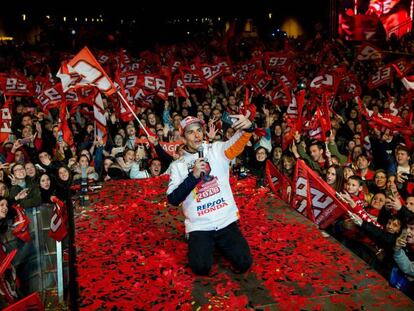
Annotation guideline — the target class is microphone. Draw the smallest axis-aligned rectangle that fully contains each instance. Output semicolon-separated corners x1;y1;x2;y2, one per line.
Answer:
198;146;205;177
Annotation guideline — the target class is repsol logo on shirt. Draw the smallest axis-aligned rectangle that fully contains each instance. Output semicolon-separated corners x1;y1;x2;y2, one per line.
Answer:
196;198;228;216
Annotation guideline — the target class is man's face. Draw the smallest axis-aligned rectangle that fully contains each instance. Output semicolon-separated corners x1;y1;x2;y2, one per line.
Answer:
149;160;162;176
386;219;401;234
184;124;203;153
309;145;323;162
22;116;32;127
357;156;369;170
203;105;211;116
396;150;410;166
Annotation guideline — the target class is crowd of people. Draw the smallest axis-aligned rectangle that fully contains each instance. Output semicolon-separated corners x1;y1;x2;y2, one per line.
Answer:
0;26;414;304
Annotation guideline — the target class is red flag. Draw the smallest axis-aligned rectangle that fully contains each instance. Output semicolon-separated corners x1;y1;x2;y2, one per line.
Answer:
266;160;292;202
292;160;346;229
11;204;30;243
239;88;256;121
180;66;207;89
393;64;414;91
173;74;189;99
93;93;107;144
48;197;68;242
356;42;382;61
0;73;33;97
3;292;44;311
137;72;171;101
0;108;12;144
264;52;290;71
310;73;339;94
65;46;116;96
368;65;392;89
58;93;74;147
293;159;382;229
113;74;135;122
0;247;18;304
282;90;305;150
0;249;17;276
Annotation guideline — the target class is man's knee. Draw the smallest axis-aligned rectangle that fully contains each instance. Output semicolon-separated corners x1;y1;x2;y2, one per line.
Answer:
234;255;252;273
189;261;212;276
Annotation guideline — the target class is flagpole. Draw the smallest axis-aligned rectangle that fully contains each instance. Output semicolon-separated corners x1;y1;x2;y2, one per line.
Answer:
116;91;150;137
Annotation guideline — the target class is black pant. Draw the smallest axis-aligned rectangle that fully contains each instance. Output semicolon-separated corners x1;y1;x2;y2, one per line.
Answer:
188;222;252;276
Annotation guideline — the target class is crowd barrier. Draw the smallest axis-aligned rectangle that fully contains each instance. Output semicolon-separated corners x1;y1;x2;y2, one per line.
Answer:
2;204;68;307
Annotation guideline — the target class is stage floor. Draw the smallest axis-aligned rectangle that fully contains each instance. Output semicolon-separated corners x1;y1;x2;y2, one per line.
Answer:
74;176;414;310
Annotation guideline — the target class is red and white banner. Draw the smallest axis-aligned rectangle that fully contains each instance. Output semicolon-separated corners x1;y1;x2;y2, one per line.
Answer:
63;46;117;96
173;75;189;99
48;197;68;242
266;160;292;202
263;52;290;71
393;64;414;91
136;138;182;157
310;73;338;94
0;108;12;144
180;67;207;89
247;70;272;95
292;160;346;229
356;42;382;61
93;93;107;143
0;74;33;97
368;65;392;89
137;72;171;101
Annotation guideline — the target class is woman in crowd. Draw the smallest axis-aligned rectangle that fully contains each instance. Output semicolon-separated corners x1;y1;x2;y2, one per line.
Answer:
325;164;345;192
38;173;55;204
55;166;73;203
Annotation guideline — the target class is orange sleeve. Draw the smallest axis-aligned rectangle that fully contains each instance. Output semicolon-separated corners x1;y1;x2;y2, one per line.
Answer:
224;132;252;160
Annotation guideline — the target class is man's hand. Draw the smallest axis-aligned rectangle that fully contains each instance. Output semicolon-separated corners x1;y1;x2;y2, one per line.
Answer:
348;211;363;226
230;114;252;131
385;195;402;211
192;158;207;179
397;171;408;184
206;123;218;141
395;229;408;251
147;135;159;146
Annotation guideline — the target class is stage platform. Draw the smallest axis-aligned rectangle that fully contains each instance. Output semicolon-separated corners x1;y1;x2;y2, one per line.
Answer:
74;176;414;310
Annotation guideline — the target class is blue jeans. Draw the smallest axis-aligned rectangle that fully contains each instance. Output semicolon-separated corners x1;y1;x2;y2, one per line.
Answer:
188;222;252;276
